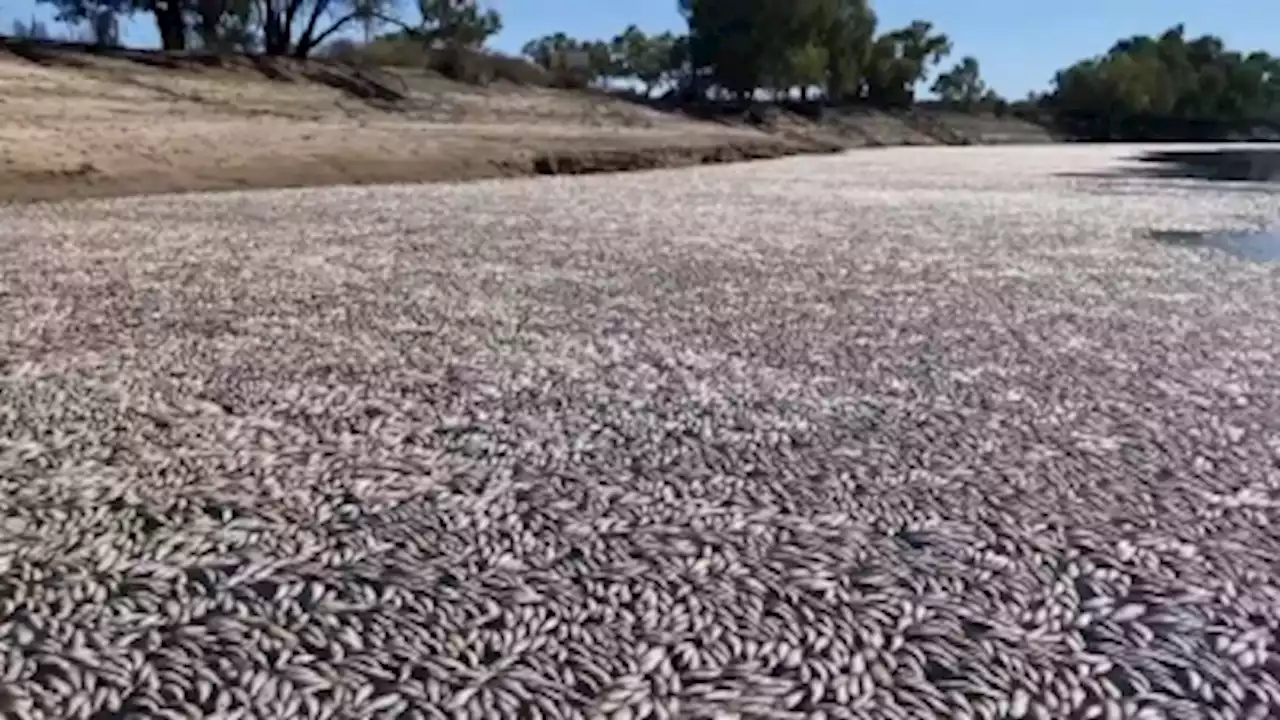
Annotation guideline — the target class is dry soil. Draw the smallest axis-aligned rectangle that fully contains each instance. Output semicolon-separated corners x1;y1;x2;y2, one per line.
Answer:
0;44;838;201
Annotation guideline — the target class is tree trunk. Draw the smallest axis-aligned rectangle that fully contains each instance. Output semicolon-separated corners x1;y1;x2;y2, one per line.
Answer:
827;67;843;103
291;0;326;58
153;0;187;50
195;0;225;50
294;11;359;59
263;10;288;55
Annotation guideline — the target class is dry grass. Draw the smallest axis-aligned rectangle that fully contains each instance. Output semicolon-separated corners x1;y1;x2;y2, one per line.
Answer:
0;45;792;201
324;39;555;87
3;145;1280;717
0;42;1053;202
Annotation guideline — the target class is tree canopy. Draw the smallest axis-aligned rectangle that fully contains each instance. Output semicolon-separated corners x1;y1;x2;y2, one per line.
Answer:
23;0;1280;133
36;0;500;56
1045;25;1280;123
519;0;960;106
514;3;1280;138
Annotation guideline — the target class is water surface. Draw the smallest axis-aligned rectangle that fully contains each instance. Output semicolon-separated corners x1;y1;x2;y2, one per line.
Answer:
1135;148;1280;182
1150;228;1280;262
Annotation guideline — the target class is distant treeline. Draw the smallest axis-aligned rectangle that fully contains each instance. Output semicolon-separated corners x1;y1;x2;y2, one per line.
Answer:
18;0;1280;140
1030;110;1280;143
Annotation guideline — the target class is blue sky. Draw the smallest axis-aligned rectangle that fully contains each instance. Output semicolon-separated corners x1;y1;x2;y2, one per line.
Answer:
6;0;1280;97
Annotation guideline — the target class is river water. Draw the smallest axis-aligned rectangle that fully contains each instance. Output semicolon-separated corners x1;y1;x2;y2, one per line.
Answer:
1139;147;1280;261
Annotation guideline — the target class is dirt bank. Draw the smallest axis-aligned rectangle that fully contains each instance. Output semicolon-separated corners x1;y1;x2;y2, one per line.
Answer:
0;41;1041;201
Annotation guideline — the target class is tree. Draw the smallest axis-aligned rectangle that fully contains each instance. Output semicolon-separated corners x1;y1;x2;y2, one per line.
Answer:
12;17;53;39
645;31;683;94
896;22;951;97
664;33;693;94
88;5;120;45
522;32;579;70
981;88;1008;114
257;0;500;57
1041;24;1280;140
37;0;181;49
611;26;648;86
406;0;502;47
1046;25;1280;122
521;33;607;87
193;0;256;51
258;0;381;57
820;0;877;102
549;0;961;107
609;26;682;96
932;55;985;108
38;0;498;56
581;39;615;82
864;21;951;106
37;0;244;50
149;0;186;49
783;41;828;100
680;0;844;99
680;0;767;97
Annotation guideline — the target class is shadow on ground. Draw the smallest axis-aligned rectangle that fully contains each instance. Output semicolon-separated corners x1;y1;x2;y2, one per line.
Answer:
1072;148;1280;262
1062;148;1280;183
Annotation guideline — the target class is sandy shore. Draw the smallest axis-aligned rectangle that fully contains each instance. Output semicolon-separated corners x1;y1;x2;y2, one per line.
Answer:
0;45;838;201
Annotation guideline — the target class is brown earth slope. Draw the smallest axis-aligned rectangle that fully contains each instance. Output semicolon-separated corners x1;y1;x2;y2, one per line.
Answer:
0;41;1051;201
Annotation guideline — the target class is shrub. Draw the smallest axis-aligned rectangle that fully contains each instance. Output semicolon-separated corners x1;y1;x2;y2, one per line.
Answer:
319;37;551;87
546;64;593;89
478;51;551;86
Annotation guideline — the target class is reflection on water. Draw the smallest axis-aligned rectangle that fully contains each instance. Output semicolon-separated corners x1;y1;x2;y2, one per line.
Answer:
1139;149;1280;262
1134;149;1280;182
1150;228;1280;262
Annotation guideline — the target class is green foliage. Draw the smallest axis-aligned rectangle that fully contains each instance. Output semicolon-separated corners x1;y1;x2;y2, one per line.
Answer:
820;0;877;102
35;0;501;56
611;26;681;94
322;35;549;85
682;0;838;97
1046;25;1280;122
520;33;577;71
411;0;503;48
191;0;255;52
521;27;686;94
932;56;985;108
676;0;951;103
37;0;185;49
23;0;1280;133
786;42;828;98
521;33;607;88
864;21;952;106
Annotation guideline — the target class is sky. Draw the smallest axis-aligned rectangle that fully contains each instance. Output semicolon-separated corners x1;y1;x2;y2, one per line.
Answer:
6;0;1280;98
